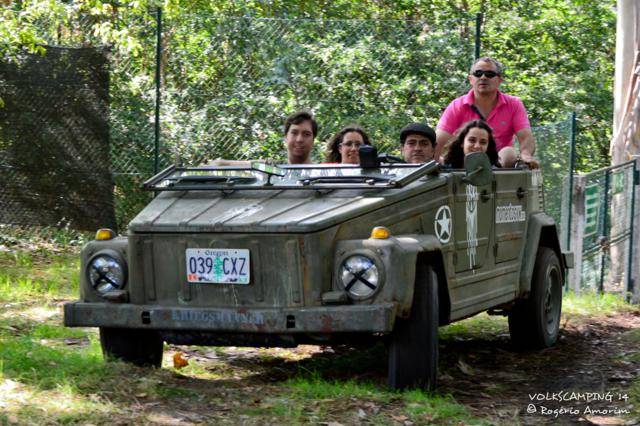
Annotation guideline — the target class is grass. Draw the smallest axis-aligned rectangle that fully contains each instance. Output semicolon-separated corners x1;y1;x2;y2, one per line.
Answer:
0;251;79;302
563;290;636;317
0;248;638;424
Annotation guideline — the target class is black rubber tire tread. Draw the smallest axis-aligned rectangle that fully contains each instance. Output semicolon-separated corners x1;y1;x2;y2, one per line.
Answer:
99;327;164;367
508;247;563;349
388;263;439;390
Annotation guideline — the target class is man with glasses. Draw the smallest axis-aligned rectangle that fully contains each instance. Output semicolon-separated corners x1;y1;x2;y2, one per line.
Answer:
399;122;436;163
434;57;536;166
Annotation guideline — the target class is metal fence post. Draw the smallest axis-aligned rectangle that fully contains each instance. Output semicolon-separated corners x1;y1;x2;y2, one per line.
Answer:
599;169;611;293
627;161;638;301
154;7;162;175
566;112;577;250
474;13;482;59
568;175;586;292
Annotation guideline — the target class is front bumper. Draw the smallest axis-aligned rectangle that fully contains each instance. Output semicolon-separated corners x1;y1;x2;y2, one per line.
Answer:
64;302;397;333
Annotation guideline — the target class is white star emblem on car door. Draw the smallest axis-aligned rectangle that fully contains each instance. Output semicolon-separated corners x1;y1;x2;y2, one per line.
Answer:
435;205;452;243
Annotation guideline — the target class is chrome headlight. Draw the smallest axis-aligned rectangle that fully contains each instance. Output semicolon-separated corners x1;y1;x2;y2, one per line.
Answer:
87;250;127;295
339;254;380;299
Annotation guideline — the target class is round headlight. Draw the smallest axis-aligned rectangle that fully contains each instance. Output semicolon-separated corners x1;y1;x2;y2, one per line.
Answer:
339;254;380;299
87;251;127;294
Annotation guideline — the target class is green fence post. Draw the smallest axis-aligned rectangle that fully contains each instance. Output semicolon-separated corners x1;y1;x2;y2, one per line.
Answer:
627;161;637;302
599;169;610;293
154;7;162;175
566;112;577;251
474;13;482;59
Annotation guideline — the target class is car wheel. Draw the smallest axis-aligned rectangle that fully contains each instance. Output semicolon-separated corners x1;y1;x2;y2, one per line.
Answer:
509;247;563;349
388;263;438;390
99;327;164;367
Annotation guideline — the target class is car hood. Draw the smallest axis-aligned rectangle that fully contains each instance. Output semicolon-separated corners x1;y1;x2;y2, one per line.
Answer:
128;177;445;233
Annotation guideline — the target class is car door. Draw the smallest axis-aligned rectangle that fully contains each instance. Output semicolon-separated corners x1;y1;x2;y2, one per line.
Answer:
453;173;494;274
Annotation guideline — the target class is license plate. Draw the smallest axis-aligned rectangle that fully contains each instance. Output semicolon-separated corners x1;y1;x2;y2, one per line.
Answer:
185;248;250;284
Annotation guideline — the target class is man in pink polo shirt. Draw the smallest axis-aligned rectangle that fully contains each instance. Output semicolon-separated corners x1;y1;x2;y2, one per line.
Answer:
434;57;536;165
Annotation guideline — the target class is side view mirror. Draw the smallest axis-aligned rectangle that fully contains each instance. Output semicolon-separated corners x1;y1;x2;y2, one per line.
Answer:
359;145;379;168
463;152;493;186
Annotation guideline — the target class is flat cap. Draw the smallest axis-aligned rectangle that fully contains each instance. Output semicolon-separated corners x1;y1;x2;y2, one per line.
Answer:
400;123;436;145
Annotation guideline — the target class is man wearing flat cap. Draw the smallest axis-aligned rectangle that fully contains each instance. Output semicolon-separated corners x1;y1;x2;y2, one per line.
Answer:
399;123;437;163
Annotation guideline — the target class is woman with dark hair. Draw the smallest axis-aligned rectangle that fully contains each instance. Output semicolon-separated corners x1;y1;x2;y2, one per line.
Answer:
442;119;499;168
325;125;372;164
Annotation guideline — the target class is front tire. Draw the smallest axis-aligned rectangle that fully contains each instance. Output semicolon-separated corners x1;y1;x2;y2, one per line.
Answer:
99;327;164;367
509;247;563;349
388;263;439;390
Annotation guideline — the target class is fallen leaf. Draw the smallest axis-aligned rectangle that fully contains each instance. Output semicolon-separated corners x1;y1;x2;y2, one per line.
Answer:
173;352;189;369
390;414;408;421
457;359;475;376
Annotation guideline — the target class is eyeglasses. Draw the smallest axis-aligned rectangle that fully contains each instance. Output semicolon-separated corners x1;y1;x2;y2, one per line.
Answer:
471;70;499;79
339;141;364;149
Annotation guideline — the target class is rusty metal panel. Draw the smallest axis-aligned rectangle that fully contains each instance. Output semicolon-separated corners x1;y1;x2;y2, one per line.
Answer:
64;301;397;333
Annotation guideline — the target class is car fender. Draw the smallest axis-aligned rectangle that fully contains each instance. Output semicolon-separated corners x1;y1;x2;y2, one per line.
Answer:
519;213;567;297
355;234;445;319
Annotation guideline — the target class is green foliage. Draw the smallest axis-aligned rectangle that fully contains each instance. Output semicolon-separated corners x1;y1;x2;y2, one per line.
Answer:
480;0;616;171
0;251;79;302
0;0;617;226
563;291;636;317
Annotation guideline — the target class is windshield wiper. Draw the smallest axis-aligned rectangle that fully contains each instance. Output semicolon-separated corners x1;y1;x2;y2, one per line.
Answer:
167;175;257;187
299;174;395;186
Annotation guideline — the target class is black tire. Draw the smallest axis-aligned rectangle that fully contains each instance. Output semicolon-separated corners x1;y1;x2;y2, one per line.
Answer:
99;327;164;367
388;263;439;390
509;247;563;349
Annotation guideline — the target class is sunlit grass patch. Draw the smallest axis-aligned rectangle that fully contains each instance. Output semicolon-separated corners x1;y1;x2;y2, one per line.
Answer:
402;389;488;424
289;374;388;401
0;331;134;424
440;313;508;340
0;251;79;302
562;291;636;317
0;378;120;425
284;375;484;425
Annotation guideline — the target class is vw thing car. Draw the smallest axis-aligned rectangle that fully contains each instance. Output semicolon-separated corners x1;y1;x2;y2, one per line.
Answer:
64;152;572;390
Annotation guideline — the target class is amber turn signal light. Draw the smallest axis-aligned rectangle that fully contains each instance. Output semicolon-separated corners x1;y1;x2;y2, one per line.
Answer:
95;228;116;241
370;226;391;239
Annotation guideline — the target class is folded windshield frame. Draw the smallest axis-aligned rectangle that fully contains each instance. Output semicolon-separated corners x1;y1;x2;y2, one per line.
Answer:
143;161;439;191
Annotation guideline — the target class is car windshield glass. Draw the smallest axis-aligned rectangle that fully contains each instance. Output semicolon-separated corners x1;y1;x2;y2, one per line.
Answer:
144;161;439;191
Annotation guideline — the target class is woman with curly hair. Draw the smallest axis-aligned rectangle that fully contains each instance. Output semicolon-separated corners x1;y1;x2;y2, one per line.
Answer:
442;119;499;168
325;125;372;164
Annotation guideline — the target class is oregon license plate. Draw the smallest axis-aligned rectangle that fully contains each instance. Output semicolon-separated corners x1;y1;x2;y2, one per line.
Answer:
185;248;250;284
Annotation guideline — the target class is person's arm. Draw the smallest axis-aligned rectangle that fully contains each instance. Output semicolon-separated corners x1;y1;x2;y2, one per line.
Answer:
515;128;536;163
434;129;454;163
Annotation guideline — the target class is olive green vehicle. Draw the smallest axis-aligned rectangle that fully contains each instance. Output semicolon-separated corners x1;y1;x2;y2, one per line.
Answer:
64;153;572;390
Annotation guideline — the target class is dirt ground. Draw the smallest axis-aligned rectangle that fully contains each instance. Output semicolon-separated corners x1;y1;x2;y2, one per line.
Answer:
149;311;640;425
437;311;640;425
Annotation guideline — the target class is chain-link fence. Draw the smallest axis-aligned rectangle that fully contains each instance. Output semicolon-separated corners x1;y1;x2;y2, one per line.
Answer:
1;9;482;228
0;8;159;230
531;113;574;241
0;46;116;231
3;8;632;299
159;14;476;168
567;160;637;296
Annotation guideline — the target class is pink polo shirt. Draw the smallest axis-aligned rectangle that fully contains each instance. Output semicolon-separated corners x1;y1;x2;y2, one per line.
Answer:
437;90;531;151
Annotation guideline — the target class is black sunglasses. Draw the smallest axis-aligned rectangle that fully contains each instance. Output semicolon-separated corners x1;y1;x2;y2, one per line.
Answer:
471;70;499;78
